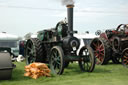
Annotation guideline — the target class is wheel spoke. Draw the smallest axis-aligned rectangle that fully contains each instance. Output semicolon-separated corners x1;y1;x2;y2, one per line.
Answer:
122;54;128;66
124;56;128;59
86;62;89;70
93;43;97;48
57;63;60;69
100;53;104;56
97;41;100;48
99;44;103;48
99;57;102;62
54;63;57;69
56;60;61;65
100;49;104;51
53;51;56;58
124;61;128;65
27;46;32;51
54;50;58;57
123;59;127;62
82;60;86;69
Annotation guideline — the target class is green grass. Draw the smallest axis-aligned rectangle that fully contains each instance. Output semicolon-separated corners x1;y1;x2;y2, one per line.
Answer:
0;62;128;85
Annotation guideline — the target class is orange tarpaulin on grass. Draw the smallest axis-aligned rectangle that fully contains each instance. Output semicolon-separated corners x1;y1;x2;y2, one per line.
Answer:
24;62;51;79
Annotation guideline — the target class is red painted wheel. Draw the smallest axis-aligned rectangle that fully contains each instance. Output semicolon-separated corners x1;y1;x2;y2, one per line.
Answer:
90;38;111;65
122;48;128;68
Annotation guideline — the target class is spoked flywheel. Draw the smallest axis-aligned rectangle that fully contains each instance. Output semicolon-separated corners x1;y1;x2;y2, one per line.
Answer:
78;46;95;72
49;46;65;75
25;38;46;64
90;38;111;65
122;48;128;68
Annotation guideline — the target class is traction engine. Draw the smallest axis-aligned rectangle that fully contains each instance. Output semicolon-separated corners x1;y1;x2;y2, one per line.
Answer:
90;24;128;68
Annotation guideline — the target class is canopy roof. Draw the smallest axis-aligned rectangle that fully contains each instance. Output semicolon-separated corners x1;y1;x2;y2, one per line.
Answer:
0;32;19;40
74;33;98;39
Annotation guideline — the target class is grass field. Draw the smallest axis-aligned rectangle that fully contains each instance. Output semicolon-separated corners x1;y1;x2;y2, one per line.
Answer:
0;62;128;85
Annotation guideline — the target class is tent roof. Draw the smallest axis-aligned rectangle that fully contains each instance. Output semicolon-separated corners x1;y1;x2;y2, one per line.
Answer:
0;32;19;40
74;33;98;39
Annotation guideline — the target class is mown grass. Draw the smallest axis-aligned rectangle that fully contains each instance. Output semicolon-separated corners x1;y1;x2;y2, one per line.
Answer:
0;62;128;85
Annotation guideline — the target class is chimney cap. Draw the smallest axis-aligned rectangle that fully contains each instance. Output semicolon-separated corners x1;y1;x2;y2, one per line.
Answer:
66;5;74;8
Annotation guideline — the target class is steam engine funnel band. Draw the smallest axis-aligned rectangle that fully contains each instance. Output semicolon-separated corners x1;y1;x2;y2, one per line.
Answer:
66;5;74;8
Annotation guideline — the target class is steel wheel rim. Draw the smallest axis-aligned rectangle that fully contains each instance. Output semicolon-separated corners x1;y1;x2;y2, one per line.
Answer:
25;40;36;64
122;50;128;68
50;48;61;74
92;40;104;64
80;48;92;71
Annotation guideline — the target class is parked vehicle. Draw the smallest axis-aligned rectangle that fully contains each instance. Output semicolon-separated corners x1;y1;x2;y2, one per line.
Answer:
90;24;128;68
0;32;20;57
25;5;95;75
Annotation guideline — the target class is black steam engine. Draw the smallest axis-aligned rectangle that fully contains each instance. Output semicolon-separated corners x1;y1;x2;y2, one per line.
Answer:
25;5;95;75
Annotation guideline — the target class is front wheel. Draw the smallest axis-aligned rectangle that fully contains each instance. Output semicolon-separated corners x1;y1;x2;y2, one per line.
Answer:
49;46;65;75
78;46;95;72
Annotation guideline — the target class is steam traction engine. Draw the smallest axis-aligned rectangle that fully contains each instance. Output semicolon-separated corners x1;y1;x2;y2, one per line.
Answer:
90;24;128;67
25;5;95;75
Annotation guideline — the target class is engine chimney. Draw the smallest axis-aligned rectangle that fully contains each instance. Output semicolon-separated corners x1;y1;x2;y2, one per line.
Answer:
67;5;74;37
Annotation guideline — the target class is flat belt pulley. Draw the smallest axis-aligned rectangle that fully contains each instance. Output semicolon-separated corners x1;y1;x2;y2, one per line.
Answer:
112;37;120;52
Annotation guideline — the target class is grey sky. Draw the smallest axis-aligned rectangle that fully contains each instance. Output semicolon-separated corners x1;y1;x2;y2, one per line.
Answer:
0;0;128;37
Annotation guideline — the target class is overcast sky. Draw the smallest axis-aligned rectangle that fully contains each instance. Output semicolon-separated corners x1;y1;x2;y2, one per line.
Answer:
0;0;128;37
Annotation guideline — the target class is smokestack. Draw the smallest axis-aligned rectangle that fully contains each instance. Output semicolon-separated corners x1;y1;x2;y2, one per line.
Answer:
67;5;74;37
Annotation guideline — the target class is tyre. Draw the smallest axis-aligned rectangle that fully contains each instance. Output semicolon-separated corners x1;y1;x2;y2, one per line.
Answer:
122;48;128;68
25;38;46;64
78;46;95;72
49;46;65;75
90;37;111;65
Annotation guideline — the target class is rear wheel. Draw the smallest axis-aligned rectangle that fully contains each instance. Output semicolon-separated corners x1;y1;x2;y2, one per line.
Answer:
25;38;46;64
122;48;128;68
90;38;111;65
49;46;65;75
78;46;95;72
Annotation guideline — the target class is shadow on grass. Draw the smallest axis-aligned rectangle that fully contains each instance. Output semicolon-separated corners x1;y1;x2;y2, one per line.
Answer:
108;62;122;65
62;63;112;75
93;68;111;73
10;68;31;81
0;69;31;83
